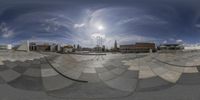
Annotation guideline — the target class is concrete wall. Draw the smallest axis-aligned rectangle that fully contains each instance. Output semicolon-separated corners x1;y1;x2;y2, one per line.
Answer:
17;41;29;52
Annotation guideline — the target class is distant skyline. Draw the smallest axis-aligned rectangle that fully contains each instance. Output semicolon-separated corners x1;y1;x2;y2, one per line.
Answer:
0;0;200;47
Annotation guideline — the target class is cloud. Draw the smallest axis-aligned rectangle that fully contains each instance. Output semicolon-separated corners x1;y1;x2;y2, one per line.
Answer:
117;15;168;25
0;22;14;38
176;39;183;43
74;23;85;28
163;40;167;44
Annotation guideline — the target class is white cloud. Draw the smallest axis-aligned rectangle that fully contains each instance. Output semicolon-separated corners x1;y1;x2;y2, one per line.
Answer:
0;22;14;38
195;24;200;28
117;15;168;25
176;39;183;43
163;40;167;44
74;23;85;28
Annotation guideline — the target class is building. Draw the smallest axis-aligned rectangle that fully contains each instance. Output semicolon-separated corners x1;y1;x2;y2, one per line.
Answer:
184;44;200;50
29;42;61;52
36;44;51;51
62;45;74;53
112;40;119;52
119;44;135;53
158;44;184;50
120;42;156;53
16;41;29;52
29;42;37;51
0;44;12;50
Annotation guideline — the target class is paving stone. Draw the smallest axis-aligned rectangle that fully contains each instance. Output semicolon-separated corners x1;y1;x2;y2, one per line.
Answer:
40;63;52;69
5;62;17;68
121;70;138;79
0;76;5;84
29;64;41;69
79;73;100;83
177;73;200;85
137;77;173;92
32;60;41;64
105;76;137;92
0;65;9;71
12;65;28;73
41;68;58;77
98;71;118;81
0;69;21;82
83;67;96;73
159;70;182;83
183;67;199;73
110;68;126;75
8;75;43;91
164;65;184;73
95;67;108;73
23;68;41;77
139;66;156;79
48;82;129;98
63;70;82;79
18;62;31;67
151;66;169;76
128;65;139;71
42;75;73;91
105;65;117;70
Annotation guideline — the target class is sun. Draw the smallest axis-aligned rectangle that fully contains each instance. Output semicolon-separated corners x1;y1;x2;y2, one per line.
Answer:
97;25;104;31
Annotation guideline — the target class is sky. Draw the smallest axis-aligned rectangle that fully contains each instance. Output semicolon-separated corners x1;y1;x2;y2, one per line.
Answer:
0;0;200;48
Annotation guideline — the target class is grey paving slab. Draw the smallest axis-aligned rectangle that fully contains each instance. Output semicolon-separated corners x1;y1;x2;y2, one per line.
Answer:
98;71;118;81
110;68;126;75
23;68;41;77
137;77;173;92
40;63;52;69
105;76;138;92
29;64;41;69
5;62;17;68
177;73;200;85
42;75;74;91
104;65;117;70
32;59;41;64
79;73;100;83
39;58;48;64
0;69;21;82
121;70;138;79
47;82;130;98
12;65;28;73
95;67;108;73
41;68;58;77
132;84;200;100
8;75;43;91
0;65;9;71
0;76;5;84
18;62;31;67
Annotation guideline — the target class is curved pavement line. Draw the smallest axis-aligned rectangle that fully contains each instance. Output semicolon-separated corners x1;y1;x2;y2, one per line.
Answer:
44;56;88;83
152;56;200;67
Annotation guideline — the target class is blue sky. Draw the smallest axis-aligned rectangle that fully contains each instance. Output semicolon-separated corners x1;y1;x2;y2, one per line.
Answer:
0;0;200;47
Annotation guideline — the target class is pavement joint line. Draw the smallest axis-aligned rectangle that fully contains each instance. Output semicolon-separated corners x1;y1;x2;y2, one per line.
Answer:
152;56;200;68
44;56;88;83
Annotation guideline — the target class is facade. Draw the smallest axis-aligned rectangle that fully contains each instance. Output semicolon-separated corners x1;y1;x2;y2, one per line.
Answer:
158;44;184;50
62;45;74;53
29;42;61;52
0;44;12;50
120;43;156;53
112;40;119;52
17;41;29;52
36;44;51;51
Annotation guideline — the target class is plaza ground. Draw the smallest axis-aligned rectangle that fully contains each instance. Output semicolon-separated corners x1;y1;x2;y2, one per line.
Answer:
0;51;200;100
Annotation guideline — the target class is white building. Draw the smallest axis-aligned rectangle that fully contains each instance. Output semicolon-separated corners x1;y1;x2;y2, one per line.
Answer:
62;45;73;53
16;41;29;52
184;44;200;50
0;44;12;50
